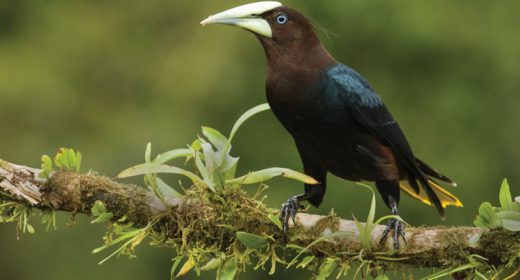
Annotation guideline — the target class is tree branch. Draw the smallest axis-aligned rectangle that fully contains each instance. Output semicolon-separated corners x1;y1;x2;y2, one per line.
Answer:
1;158;519;271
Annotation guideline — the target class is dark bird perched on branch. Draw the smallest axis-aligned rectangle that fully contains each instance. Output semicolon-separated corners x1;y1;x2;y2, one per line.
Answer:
201;1;462;249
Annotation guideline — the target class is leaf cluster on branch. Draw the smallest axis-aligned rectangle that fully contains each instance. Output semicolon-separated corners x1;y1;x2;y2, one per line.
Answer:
1;105;520;280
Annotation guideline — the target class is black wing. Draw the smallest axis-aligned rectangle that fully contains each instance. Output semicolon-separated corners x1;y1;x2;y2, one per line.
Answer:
325;64;444;215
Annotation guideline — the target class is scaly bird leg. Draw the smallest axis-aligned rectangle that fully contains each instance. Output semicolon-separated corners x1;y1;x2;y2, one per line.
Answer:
279;194;307;243
379;197;406;250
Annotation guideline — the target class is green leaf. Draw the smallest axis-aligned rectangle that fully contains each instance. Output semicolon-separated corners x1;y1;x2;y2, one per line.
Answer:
375;274;390;280
145;143;152;163
227;167;318;185
156;177;182;198
91;212;114;224
53;148;81;171
155;148;192;164
218;103;271;161
268;214;282;230
353;183;376;225
496;211;520;231
54;150;63;169
175;257;195;278
316;258;336;280
468;233;481;246
170;256;184;280
418;263;479;280
473;217;487;229
501;219;520;231
201;142;216;177
352;183;385;251
91;200;107;216
202;126;227;150
117;163;204;186
228;103;270;143
92;228;143;255
201;257;223;271
217;257;238;280
41;211;54;230
296;256;315;269
67;149;79;171
39;155;53;178
190;139;202;151
288;232;351;268
236;231;267;249
475;202;499;228
65;149;74;170
75;151;82;171
193;151;215;192
91;200;113;223
26;224;35;234
195;151;209;178
221;156;239;180
499;178;514;211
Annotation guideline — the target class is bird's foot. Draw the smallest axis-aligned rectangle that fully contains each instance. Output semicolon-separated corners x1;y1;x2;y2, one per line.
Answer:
280;195;305;243
380;217;406;250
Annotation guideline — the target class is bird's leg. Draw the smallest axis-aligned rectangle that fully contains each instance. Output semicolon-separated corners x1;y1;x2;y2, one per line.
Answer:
279;194;307;243
379;196;406;250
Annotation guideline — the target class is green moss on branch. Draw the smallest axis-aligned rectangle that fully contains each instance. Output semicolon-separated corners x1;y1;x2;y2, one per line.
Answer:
1;159;520;277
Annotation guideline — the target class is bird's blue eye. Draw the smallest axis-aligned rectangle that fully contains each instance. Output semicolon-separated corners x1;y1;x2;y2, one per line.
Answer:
275;14;288;25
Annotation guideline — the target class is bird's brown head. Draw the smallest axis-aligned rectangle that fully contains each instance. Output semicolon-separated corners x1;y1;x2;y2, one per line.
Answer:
201;2;332;64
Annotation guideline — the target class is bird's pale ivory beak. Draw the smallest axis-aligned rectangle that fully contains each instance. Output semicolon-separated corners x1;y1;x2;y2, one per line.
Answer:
200;1;282;38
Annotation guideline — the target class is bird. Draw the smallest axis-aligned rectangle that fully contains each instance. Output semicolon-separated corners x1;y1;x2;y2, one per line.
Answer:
201;1;462;249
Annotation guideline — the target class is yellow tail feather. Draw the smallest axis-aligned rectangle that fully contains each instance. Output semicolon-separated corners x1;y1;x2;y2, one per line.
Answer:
400;179;463;208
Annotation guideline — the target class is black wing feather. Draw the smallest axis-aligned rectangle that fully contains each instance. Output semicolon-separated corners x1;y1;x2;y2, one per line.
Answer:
326;64;444;216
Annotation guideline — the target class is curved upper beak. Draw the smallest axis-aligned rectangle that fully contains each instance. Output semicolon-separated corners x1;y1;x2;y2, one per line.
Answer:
200;1;282;38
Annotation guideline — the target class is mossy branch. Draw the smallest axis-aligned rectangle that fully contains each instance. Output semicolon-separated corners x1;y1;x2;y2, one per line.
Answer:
1;159;519;273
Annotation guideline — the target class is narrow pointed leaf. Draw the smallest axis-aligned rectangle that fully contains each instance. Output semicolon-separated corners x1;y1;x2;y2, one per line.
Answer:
156;177;182;198
170;256;184;279
201;257;222;271
236;231;267;249
218;257;238;280
316;258;337;280
221;156;239;180
145;143;152;163
202;126;227;150
91;200;107;216
39;155;53;178
228;103;270;143
499;178;514;211
176;256;195;278
155;148;192;164
474;202;499;228
226;168;318;185
201;142;215;176
91;212;114;224
496;211;520;231
268;214;282;230
296;256;315;269
117;163;204;186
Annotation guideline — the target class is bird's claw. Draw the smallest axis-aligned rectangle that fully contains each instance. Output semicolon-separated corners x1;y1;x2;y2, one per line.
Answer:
280;196;304;243
380;217;406;250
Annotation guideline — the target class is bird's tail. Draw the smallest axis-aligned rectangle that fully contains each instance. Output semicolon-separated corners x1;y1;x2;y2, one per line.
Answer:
415;158;457;186
400;180;463;208
400;158;463;213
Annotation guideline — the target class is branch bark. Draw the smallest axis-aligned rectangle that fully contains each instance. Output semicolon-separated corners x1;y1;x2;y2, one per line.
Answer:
1;159;519;270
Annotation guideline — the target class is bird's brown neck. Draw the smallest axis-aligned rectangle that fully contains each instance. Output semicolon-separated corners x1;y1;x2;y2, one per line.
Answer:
262;41;336;118
260;39;336;72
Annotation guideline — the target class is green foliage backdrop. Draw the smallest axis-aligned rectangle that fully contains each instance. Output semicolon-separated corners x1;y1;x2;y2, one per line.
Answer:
0;0;519;279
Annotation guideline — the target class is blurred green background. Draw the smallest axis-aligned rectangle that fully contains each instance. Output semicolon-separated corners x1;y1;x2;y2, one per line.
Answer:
1;0;519;279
